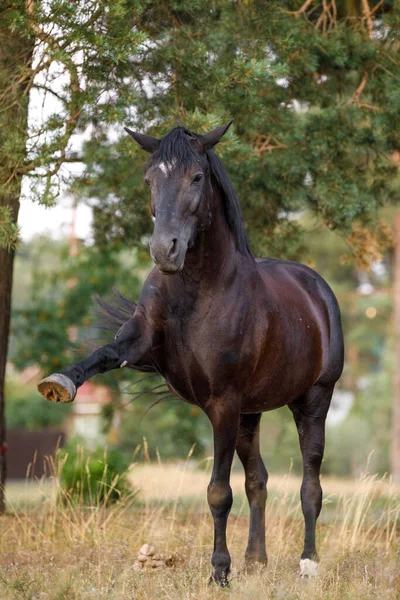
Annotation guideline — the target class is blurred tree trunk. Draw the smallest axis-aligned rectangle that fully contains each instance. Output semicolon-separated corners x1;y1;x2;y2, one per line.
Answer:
0;213;18;514
391;212;400;482
0;8;35;514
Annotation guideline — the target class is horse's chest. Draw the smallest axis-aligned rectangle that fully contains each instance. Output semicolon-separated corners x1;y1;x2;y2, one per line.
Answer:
157;309;254;405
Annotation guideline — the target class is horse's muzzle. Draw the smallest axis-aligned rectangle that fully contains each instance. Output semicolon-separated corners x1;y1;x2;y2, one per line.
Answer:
150;233;186;274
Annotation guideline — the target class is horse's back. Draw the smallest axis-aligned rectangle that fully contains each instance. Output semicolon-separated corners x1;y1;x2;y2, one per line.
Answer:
255;257;344;387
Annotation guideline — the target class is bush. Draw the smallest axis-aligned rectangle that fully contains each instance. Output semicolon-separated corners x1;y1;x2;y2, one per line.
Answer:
58;438;133;506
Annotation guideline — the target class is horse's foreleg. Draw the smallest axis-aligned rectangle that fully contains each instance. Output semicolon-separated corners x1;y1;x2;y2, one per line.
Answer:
289;383;333;578
206;400;240;586
236;413;268;569
38;317;145;403
37;340;129;403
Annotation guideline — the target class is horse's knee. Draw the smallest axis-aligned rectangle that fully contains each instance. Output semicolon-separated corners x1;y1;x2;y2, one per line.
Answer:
245;464;268;504
304;444;324;471
207;481;232;517
245;479;267;505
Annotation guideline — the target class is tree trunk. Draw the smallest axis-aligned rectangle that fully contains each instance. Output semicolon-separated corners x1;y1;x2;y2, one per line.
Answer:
0;11;35;513
391;212;400;482
0;222;18;514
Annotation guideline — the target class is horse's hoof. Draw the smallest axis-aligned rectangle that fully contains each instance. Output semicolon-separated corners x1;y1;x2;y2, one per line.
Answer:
299;558;318;579
243;558;268;575
208;573;230;588
37;373;76;403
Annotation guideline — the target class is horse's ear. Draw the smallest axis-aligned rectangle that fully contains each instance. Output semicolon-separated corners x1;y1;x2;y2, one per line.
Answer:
200;121;233;151
124;127;160;153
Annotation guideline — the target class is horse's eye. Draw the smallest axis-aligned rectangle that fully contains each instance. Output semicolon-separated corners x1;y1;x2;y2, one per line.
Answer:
144;178;151;186
192;173;203;184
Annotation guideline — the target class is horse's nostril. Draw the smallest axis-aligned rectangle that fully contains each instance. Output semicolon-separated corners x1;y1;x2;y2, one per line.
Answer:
169;237;178;257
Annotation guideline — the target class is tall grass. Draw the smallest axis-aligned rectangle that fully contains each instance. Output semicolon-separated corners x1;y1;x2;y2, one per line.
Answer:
1;452;400;599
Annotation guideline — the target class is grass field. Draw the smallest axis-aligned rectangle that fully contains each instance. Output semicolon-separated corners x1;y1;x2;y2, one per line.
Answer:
2;459;400;599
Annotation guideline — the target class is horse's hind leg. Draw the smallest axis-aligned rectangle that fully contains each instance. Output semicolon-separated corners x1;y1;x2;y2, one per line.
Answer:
289;383;334;578
236;413;268;569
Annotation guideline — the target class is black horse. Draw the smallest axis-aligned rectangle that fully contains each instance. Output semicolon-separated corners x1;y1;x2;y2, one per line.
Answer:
38;122;344;584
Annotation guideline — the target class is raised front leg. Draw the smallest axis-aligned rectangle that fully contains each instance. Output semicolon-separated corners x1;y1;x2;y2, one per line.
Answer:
236;413;268;569
289;384;333;578
37;315;150;403
206;401;240;586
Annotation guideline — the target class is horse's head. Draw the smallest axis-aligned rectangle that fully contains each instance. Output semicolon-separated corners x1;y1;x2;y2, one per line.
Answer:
125;122;232;274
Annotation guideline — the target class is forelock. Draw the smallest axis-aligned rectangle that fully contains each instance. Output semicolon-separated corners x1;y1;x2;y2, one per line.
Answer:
148;127;201;172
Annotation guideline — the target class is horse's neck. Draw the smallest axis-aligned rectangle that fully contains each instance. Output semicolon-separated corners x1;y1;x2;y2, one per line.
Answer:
181;187;240;287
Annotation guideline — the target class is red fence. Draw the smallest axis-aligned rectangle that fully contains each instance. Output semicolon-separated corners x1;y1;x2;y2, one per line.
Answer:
7;430;65;479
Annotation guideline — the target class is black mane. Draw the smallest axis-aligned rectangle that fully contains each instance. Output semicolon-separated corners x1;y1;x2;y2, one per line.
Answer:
205;149;253;260
149;127;253;260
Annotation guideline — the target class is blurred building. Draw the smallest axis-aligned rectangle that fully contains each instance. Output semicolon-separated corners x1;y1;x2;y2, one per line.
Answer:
67;380;111;446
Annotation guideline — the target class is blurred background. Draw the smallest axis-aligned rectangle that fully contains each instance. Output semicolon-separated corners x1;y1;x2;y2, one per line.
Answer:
2;0;400;493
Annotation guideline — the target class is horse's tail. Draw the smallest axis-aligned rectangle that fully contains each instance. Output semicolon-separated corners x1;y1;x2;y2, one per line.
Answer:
93;288;137;338
92;289;168;408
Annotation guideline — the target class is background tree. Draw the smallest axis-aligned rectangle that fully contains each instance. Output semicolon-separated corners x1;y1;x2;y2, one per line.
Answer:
0;0;147;513
78;0;399;261
0;0;35;516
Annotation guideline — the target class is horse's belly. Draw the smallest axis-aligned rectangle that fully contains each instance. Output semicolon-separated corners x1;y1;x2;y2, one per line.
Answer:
157;288;326;412
241;338;323;412
241;387;301;413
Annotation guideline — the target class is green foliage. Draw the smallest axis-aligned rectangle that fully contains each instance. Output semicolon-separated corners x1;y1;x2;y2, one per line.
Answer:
325;414;373;476
119;399;210;460
75;0;400;261
105;372;210;460
1;0;149;210
259;408;302;474
59;439;132;505
0;207;19;251
5;377;71;430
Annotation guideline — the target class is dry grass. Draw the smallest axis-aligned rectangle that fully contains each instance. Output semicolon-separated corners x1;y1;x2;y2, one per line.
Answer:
2;459;400;599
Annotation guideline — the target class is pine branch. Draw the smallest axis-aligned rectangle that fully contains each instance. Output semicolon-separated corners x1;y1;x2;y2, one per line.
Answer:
350;69;379;111
0;207;20;250
361;0;374;39
284;0;315;15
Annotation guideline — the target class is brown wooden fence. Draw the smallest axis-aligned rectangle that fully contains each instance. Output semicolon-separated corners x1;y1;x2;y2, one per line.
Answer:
7;430;65;479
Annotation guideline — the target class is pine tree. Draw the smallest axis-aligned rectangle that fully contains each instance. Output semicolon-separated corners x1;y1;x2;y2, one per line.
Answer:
78;0;400;262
